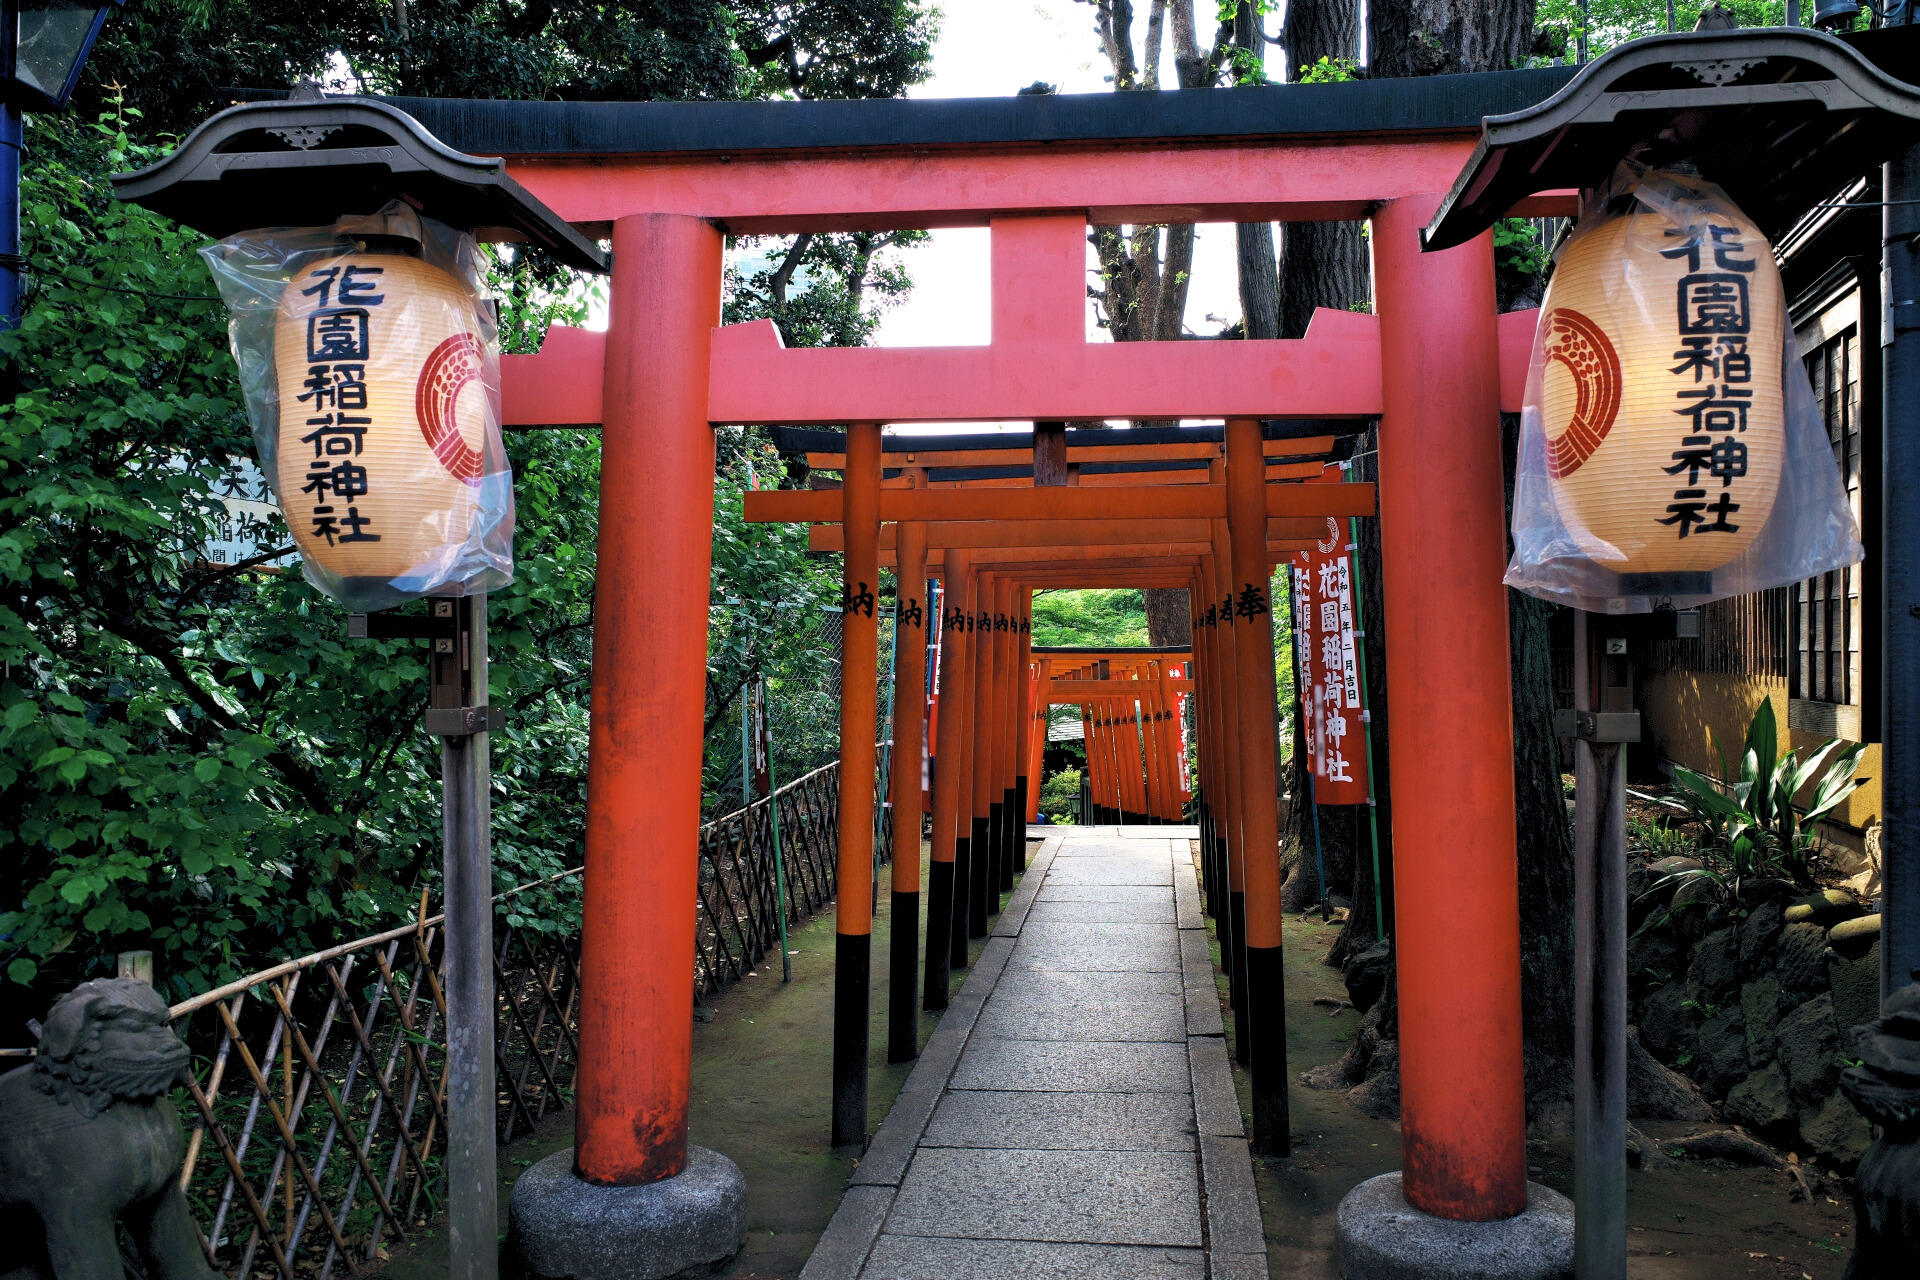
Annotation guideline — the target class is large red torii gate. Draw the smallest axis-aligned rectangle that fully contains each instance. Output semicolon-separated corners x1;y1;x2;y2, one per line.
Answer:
498;118;1562;1228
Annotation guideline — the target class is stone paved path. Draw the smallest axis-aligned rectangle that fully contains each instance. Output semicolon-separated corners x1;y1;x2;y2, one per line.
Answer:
801;827;1267;1280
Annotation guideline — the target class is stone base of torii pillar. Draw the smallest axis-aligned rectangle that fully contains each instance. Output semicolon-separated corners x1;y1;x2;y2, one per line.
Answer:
1335;1174;1574;1280
507;1146;747;1280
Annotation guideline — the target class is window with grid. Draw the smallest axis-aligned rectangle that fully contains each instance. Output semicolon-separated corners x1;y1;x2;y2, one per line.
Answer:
1790;328;1862;706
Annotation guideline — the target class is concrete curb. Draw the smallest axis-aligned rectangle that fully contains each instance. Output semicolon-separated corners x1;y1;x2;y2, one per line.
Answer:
1199;1135;1267;1270
1188;1035;1244;1139
1181;927;1225;1038
1173;853;1204;930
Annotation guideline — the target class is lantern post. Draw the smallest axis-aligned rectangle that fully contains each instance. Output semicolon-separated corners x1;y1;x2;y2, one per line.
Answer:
432;593;499;1280
2;1;124;331
1884;140;1920;1007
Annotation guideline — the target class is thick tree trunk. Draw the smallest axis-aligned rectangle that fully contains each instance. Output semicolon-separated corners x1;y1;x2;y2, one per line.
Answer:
1310;0;1575;1125
1367;0;1535;80
1276;1;1369;342
1506;412;1576;1122
1143;589;1193;646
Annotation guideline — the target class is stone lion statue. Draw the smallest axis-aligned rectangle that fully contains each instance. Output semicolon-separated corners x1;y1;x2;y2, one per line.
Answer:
1839;980;1920;1279
0;977;220;1280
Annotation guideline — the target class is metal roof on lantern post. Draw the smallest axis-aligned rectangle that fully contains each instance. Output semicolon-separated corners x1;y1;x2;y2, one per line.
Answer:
1422;26;1920;251
108;83;609;272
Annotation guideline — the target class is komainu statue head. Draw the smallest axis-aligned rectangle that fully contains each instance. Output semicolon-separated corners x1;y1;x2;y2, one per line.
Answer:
32;978;190;1119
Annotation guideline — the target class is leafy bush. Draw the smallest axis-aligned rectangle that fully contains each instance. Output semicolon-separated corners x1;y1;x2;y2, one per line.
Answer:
1669;699;1867;886
1038;769;1082;823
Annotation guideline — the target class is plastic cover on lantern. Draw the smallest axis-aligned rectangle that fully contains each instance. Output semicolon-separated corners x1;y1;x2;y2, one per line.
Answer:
1505;161;1860;614
200;201;514;613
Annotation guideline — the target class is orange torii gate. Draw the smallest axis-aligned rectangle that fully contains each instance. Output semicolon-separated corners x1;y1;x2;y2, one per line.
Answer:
491;95;1550;1251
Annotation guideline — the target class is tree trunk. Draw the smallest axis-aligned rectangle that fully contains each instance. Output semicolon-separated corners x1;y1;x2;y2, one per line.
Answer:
1367;0;1535;80
1143;589;1193;646
1276;1;1369;342
1313;0;1575;1125
1505;410;1576;1122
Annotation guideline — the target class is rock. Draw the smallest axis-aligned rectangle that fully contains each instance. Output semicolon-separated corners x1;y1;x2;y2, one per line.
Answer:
1695;1005;1750;1099
1687;927;1743;1004
1783;889;1862;926
1669;875;1721;916
1638;980;1701;1058
1829;913;1882;953
1724;1064;1794;1135
1344;940;1393;1015
1775;922;1830;1000
1647;855;1705;880
1741;976;1782;1066
1627;931;1682;994
1829;940;1883;1041
1738;899;1785;973
1775;993;1842;1111
1670;1128;1783;1168
1347;1038;1401;1120
1626;1026;1713;1121
1801;1090;1873;1168
1627;1123;1677;1171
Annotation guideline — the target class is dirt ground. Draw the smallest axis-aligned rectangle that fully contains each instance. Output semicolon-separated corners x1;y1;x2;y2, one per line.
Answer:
380;836;1865;1280
1228;889;1860;1279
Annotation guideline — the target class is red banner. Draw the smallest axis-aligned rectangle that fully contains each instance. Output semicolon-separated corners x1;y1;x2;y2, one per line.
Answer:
1289;511;1370;806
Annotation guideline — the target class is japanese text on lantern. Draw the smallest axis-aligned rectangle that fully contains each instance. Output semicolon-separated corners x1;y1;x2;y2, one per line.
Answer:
1290;541;1369;805
296;263;386;549
1659;221;1753;541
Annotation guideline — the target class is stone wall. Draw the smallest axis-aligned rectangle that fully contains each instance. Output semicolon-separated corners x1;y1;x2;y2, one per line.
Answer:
1629;860;1882;1169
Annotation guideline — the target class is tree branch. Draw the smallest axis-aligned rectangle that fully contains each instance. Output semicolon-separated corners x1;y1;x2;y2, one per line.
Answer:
768;233;814;310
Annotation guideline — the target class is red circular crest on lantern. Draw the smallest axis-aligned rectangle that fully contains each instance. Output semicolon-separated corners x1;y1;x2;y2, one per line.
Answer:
416;333;486;482
1541;307;1623;480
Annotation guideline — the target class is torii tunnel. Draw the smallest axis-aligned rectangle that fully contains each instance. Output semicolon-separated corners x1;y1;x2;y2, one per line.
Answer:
472;84;1567;1220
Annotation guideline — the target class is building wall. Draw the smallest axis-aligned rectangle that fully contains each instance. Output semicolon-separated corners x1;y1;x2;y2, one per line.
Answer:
1638;668;1878;853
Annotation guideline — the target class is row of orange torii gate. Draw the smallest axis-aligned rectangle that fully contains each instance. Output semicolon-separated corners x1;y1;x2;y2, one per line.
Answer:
756;420;1375;1154
504;186;1548;1227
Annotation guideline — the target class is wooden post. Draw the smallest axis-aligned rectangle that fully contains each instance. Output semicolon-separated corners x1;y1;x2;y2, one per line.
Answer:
927;550;973;1002
950;562;981;962
577;213;721;1187
967;573;996;934
888;520;929;1063
832;420;883;1147
1015;589;1034;866
1373;194;1526;1220
1204;542;1250;1066
990;576;1015;900
1226;416;1290;1156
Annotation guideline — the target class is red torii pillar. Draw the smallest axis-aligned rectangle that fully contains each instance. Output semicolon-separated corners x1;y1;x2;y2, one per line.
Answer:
887;520;929;1064
1373;197;1526;1220
576;214;724;1187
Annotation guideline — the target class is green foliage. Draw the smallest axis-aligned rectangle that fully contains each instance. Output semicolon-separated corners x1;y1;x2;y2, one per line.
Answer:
1297;56;1359;85
0;106;606;1002
1494;218;1552;278
724;230;928;349
1667;699;1868;886
1038;768;1082;823
1;2;940;1016
86;1;940;136
1628;814;1701;861
1532;1;1852;61
1030;589;1150;648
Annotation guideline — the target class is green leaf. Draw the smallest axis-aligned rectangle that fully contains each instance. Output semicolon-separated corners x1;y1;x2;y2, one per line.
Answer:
7;958;36;985
192;757;221;783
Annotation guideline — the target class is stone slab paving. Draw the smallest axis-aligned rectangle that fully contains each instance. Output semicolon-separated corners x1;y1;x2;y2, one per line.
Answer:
800;828;1269;1280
